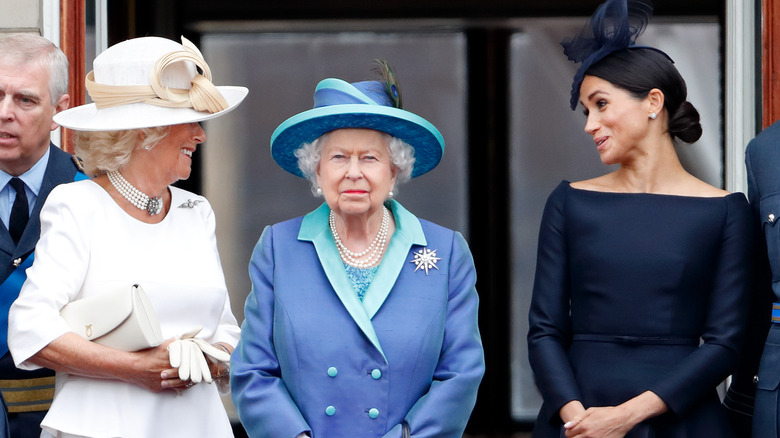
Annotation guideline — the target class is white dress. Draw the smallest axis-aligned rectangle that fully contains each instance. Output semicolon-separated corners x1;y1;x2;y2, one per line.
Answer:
8;180;240;438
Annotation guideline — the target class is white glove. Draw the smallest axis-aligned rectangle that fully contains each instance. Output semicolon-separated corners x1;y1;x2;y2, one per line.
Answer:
167;327;230;384
168;337;210;383
188;337;231;363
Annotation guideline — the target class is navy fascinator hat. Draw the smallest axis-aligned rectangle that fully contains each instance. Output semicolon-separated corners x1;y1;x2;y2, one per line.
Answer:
562;0;674;110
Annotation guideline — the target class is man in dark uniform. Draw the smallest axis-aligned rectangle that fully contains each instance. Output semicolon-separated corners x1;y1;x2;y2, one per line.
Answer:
0;33;83;437
724;121;780;437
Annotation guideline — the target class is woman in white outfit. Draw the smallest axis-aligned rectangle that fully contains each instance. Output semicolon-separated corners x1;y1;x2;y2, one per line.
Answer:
7;36;248;438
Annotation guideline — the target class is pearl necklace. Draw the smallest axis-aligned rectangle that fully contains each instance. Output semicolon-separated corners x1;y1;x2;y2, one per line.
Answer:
107;171;163;216
330;208;390;268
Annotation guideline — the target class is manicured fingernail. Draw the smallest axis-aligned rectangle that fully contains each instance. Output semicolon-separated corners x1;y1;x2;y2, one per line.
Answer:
161;380;169;388
563;422;572;429
161;372;169;379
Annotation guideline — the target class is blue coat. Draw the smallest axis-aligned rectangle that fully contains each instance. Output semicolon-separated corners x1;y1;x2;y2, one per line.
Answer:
231;201;484;438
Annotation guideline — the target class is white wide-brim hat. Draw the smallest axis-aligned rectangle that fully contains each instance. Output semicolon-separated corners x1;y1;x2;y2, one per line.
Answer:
54;36;248;131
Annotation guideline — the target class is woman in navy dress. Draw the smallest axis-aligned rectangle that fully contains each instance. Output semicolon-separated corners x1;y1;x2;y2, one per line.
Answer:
527;1;752;437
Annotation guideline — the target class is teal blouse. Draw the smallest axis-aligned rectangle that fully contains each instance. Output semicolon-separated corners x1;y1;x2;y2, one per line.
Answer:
343;263;379;301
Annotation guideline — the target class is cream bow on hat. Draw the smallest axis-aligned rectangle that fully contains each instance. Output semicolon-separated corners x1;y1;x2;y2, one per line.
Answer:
54;36;248;131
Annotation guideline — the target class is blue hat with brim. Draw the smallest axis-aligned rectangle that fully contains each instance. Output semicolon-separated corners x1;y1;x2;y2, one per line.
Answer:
271;78;444;178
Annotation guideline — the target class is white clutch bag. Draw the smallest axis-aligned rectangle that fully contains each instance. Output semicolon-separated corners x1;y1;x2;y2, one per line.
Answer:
59;284;163;352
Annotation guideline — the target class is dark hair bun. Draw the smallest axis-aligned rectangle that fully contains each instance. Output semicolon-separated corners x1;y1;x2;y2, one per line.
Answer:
668;101;702;144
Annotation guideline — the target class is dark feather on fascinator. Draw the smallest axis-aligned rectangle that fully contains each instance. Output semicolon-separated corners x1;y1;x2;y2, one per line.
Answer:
373;59;403;109
562;0;673;110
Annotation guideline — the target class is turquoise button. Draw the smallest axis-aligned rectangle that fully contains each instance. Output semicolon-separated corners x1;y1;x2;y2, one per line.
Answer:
368;408;379;419
326;405;336;416
371;369;382;380
327;367;338;377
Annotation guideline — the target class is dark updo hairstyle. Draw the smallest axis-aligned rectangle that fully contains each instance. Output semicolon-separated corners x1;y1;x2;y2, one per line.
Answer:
586;47;702;144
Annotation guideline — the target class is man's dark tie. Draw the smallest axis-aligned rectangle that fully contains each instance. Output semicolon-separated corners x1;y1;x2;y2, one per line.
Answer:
8;178;28;245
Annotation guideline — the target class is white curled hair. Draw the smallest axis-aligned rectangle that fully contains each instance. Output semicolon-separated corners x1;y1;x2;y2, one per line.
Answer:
294;131;416;197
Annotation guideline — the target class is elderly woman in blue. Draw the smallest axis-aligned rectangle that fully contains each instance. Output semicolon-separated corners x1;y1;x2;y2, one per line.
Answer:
231;63;485;438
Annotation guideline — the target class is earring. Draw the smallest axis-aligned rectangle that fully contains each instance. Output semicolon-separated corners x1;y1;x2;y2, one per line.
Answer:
316;187;323;196
650;112;657;120
388;191;394;198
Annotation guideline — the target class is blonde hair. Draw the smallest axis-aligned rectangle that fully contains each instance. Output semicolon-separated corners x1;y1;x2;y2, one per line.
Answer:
75;126;169;176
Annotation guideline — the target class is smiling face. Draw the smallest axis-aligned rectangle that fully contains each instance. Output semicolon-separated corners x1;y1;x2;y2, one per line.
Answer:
316;128;397;220
147;122;205;184
580;75;653;166
0;58;69;176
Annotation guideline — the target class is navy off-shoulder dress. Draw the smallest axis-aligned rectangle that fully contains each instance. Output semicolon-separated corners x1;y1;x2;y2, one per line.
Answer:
528;181;752;437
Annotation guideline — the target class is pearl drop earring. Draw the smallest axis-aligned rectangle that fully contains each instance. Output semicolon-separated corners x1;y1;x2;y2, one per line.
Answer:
316;187;323;196
388;191;394;198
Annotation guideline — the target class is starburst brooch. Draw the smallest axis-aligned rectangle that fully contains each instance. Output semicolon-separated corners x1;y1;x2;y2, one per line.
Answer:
410;248;441;275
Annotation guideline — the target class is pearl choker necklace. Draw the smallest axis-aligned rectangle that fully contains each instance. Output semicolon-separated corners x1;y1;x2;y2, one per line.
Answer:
330;208;390;268
107;171;163;216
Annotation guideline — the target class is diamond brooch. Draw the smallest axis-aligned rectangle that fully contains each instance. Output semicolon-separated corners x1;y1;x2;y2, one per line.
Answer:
178;199;204;209
410;248;441;275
